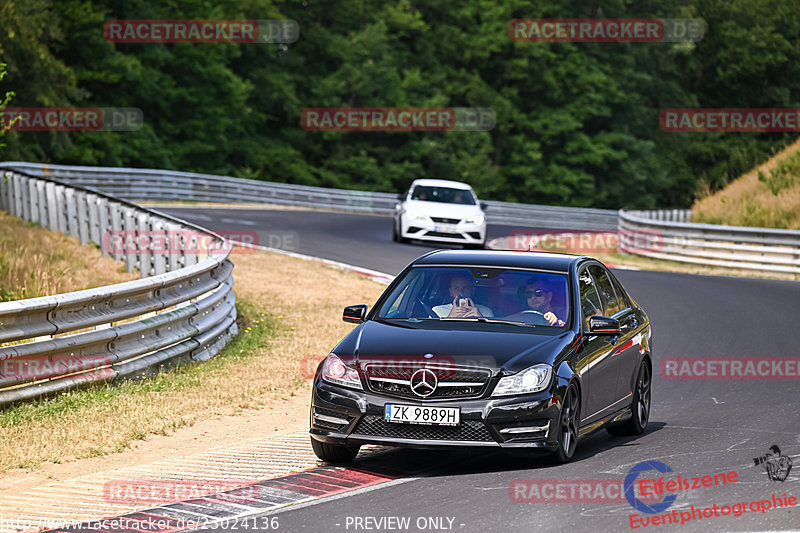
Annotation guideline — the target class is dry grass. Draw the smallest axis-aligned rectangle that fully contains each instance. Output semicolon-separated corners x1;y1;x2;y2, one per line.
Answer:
691;137;800;229
0;211;137;302
0;249;385;473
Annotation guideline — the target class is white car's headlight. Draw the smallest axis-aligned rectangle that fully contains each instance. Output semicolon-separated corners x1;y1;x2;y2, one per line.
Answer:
492;364;552;396
466;215;485;226
405;209;428;221
320;354;363;390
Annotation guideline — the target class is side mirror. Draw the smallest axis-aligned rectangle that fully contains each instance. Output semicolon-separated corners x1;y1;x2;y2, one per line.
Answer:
343;304;368;324
588;315;620;335
480;202;488;211
397;193;405;201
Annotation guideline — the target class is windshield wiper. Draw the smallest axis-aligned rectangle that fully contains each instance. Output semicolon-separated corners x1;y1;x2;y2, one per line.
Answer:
432;317;537;327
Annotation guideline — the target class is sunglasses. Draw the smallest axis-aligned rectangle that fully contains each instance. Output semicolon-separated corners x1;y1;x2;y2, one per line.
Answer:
524;289;547;298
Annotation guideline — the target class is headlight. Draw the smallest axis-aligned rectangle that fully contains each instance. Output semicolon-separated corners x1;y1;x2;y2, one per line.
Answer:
492;364;552;396
466;215;485;225
320;354;363;390
405;209;427;220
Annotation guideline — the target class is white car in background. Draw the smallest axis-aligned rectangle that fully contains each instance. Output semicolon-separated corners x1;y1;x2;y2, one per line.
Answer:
393;179;487;248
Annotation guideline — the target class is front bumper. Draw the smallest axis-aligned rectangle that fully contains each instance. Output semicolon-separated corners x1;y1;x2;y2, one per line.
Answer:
310;379;562;450
400;216;486;245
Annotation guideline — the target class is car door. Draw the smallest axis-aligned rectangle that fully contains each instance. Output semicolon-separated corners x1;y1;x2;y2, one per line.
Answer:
605;270;642;402
577;266;621;423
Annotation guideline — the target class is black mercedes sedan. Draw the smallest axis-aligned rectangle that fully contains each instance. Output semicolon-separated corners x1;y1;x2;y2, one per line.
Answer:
309;250;652;463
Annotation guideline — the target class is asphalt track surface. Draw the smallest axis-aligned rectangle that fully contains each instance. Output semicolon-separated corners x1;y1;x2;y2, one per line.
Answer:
160;207;800;533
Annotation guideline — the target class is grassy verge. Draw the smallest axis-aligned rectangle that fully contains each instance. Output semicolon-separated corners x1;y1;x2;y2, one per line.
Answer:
692;138;800;230
0;250;385;474
0;210;136;302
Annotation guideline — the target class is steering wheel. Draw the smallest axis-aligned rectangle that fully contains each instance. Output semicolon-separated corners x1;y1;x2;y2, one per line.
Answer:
416;298;439;319
518;309;551;326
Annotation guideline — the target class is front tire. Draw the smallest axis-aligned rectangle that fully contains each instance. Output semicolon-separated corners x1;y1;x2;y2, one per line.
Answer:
551;383;580;463
607;360;651;436
311;437;360;462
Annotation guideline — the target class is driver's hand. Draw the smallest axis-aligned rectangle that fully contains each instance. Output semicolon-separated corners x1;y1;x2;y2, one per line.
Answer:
543;312;559;326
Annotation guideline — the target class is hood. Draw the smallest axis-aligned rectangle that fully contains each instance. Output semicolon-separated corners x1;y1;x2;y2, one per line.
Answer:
333;319;575;374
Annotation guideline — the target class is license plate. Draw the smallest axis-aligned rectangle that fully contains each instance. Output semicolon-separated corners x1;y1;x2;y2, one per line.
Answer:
384;404;460;426
434;223;458;233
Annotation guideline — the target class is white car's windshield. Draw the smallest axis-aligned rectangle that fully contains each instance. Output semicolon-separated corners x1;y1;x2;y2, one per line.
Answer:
378;266;569;327
411;186;476;205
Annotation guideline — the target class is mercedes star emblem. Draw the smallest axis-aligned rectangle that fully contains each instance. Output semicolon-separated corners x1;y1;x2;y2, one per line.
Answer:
410;368;438;397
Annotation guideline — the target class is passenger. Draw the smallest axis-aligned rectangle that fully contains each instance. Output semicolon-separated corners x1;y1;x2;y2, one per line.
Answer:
433;274;494;318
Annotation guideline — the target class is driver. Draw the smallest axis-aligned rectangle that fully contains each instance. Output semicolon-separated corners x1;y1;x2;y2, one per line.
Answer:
521;279;565;326
433;274;494;318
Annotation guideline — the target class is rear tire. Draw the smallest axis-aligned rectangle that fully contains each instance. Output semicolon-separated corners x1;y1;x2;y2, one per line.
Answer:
551;383;580;463
607;360;651;436
310;437;360;462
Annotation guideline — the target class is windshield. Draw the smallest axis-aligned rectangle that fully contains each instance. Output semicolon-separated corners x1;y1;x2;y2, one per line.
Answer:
410;186;476;205
377;266;569;327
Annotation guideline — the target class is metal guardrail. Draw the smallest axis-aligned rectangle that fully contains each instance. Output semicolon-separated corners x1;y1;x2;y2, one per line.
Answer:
0;170;238;405
0;162;620;231
619;210;800;275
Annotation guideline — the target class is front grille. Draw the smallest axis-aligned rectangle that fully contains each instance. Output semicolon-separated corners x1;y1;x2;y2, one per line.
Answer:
424;231;464;239
431;217;461;224
365;364;491;400
353;415;495;442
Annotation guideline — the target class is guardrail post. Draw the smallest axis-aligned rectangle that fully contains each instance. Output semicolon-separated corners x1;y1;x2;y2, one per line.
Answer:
87;193;100;245
108;201;123;262
55;184;68;233
183;227;198;267
152;220;168;275
122;206;138;273
65;188;79;238
28;178;38;224
45;181;58;230
76;191;90;245
0;172;8;211
36;179;47;225
137;212;152;278
11;172;23;217
167;222;183;272
20;174;31;221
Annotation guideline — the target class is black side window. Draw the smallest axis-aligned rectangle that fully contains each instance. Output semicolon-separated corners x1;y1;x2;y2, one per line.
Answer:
578;268;602;330
589;265;622;317
609;273;631;310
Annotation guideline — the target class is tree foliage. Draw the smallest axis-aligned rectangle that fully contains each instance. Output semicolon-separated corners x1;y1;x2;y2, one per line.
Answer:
0;0;798;208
